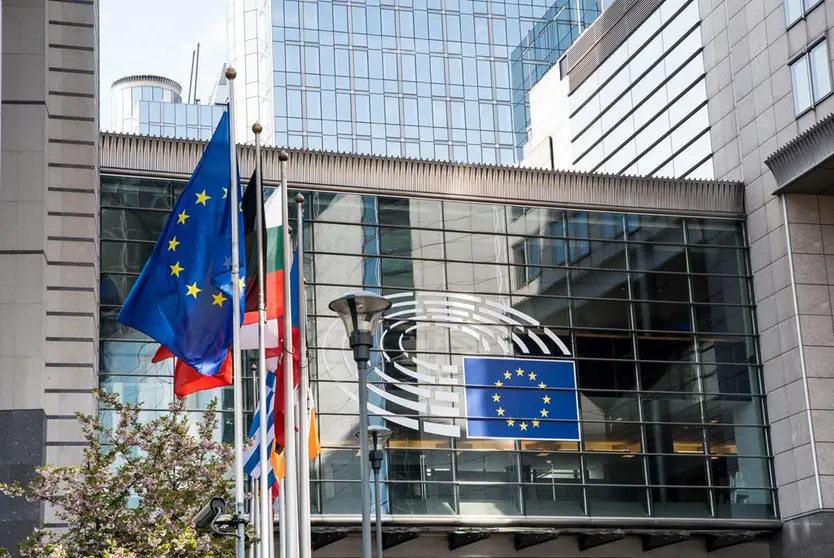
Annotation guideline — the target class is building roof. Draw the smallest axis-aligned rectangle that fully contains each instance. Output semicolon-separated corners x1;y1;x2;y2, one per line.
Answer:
100;132;745;217
111;74;183;94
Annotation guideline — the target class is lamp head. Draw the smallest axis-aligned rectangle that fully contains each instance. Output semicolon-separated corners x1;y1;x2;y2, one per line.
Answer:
367;424;392;450
328;291;391;339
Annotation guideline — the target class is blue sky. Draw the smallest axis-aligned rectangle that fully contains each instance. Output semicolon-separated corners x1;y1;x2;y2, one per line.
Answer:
100;0;227;129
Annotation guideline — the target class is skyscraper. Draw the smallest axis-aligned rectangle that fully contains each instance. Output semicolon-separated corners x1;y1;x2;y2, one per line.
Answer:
230;0;605;163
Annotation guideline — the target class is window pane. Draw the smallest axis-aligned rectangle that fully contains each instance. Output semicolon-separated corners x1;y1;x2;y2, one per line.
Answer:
785;0;803;24
810;41;832;102
791;55;813;114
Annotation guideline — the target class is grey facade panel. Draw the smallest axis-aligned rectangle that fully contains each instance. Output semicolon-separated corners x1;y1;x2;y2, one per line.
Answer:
99;133;745;217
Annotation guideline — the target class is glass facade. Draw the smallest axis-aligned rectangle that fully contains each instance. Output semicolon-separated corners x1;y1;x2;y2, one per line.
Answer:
271;0;603;164
137;102;227;141
566;0;712;178
110;80;227;141
100;174;773;520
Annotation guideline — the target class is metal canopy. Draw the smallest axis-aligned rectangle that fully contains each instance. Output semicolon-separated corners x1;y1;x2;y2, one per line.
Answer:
765;113;834;195
642;531;691;551
513;530;561;551
307;526;771;553
447;530;491;550
310;529;349;551
381;528;420;551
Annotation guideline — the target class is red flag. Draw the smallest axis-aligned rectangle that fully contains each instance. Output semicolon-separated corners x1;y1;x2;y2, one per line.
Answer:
153;345;233;399
273;320;300;448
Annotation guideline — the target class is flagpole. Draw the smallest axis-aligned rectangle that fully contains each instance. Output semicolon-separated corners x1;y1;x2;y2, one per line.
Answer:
295;193;312;558
225;66;247;558
279;149;299;557
278;477;287;558
250;478;259;558
249;365;260;558
251;122;273;558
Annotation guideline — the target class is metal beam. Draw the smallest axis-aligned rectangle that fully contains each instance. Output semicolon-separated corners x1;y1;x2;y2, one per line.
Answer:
514;531;561;551
448;530;490;550
705;531;756;552
577;530;625;551
641;531;690;551
382;528;420;550
310;529;349;551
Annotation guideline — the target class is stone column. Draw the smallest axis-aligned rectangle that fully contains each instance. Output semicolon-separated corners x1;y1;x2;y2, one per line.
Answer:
0;0;98;553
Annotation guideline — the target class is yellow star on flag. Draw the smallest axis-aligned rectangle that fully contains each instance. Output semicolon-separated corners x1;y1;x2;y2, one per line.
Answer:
223;188;228;199
516;367;524;376
186;282;201;298
543;395;551;404
176;210;190;225
540;408;549;417
167;237;180;251
532;419;540;428
492;393;500;402
212;292;228;307
195;190;211;206
169;261;184;277
496;407;505;416
239;277;246;290
503;370;512;379
519;422;528;431
538;382;547;389
506;419;515;427
494;380;503;387
528;371;537;380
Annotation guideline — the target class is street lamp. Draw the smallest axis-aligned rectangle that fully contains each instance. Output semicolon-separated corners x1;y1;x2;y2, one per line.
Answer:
329;291;392;558
368;424;392;558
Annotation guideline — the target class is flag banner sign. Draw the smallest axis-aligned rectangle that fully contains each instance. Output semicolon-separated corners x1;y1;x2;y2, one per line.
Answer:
463;356;580;441
118;111;245;378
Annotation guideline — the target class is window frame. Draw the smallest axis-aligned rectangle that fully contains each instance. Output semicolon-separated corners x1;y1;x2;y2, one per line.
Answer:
789;38;833;116
786;0;824;27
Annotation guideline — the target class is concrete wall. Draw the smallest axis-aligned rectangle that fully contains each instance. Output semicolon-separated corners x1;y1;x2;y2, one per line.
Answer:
0;0;98;552
700;0;834;553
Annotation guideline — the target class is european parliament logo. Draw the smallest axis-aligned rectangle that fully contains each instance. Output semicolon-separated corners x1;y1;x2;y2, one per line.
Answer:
463;357;580;441
321;292;578;440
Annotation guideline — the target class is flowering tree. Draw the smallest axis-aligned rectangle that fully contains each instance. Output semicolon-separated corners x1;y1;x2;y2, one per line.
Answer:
0;391;238;558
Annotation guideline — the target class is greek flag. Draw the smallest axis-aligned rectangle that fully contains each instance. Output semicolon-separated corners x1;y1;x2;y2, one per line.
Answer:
244;370;278;488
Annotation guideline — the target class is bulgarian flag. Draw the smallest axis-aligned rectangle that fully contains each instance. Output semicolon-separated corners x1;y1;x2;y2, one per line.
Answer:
240;175;291;366
240;178;301;457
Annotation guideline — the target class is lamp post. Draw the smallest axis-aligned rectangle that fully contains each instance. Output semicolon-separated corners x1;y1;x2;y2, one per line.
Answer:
329;291;392;558
368;424;392;558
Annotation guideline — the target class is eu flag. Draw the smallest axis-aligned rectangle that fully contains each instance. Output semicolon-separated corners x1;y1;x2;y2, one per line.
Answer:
463;357;580;441
117;112;246;377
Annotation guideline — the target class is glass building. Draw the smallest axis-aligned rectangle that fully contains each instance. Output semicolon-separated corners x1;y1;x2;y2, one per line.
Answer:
109;75;227;141
522;0;713;179
98;140;774;525
255;0;605;164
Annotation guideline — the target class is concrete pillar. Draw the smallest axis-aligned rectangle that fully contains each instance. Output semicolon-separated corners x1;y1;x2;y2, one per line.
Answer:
0;0;98;553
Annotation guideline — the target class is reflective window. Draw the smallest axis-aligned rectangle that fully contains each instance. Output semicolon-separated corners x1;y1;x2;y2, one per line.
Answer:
786;0;823;25
269;0;603;162
791;41;832;114
100;177;771;520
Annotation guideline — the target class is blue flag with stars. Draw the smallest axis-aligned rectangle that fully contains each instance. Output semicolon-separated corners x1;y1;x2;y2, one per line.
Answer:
117;112;245;377
463;357;580;441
